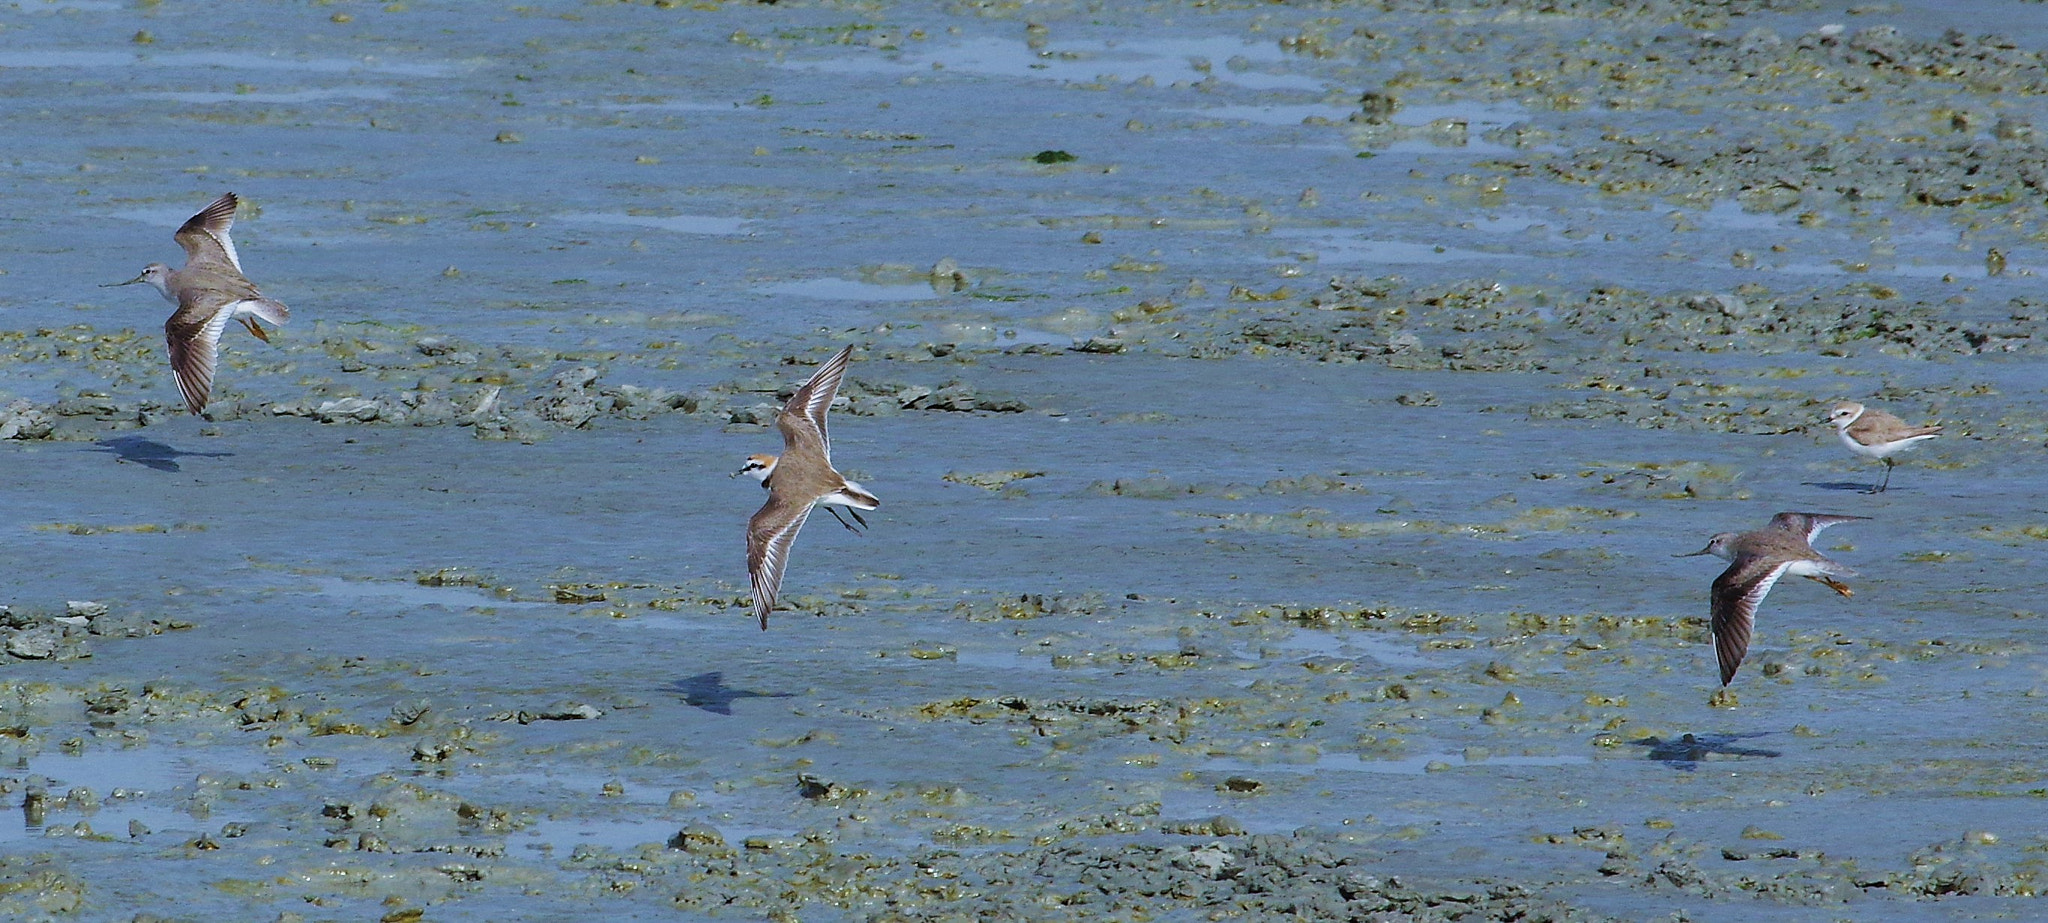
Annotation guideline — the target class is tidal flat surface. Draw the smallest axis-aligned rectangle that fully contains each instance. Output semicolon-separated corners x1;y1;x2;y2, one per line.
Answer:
3;0;2048;920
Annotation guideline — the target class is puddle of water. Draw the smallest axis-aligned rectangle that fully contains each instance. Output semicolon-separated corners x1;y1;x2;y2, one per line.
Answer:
1466;213;1551;236
1345;634;1441;669
141;88;395;104
1175;103;1354;126
3;796;194;845
157;52;460;77
1365;102;1535;153
4;745;193;797
304;576;549;610
1379;136;1521;155
618;611;734;635
0;49;458;76
802;35;1325;91
924;321;1071;347
1693;199;1793;231
596;99;745;113
0;50;134;68
1204;750;1587;776
1271;230;1516;265
1002;329;1073;347
1361;752;1589;774
517;811;804;856
0;744;266;844
1698;206;1988;278
755;278;943;302
1768;261;1854;275
517;815;680;853
22;0;123;10
1768;260;1983;278
1258;629;1439;669
952;648;1054;670
560;212;751;235
1885;262;1988;278
492;773;794;855
1390;102;1530;131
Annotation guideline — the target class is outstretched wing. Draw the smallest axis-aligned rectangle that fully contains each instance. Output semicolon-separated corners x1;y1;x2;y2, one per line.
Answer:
175;192;243;274
1767;512;1869;544
1709;558;1792;686
164;294;241;414
164;290;285;415
776;345;853;459
746;492;816;630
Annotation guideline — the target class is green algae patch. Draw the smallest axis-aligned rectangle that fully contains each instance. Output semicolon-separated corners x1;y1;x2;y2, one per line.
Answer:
944;470;1046;491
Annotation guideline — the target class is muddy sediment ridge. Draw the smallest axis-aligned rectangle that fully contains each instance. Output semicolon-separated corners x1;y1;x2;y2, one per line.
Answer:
3;1;2046;920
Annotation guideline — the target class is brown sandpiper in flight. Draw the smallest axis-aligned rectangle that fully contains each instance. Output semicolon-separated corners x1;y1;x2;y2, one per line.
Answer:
1678;512;1868;686
106;192;290;415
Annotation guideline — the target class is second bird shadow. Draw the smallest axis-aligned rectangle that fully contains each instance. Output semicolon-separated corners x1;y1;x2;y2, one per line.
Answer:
1630;732;1782;772
1805;480;1884;493
91;435;233;473
667;672;792;716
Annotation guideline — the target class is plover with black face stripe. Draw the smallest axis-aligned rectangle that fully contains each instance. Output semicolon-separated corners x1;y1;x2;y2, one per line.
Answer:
105;192;289;415
1677;512;1867;687
1827;401;1942;493
735;345;879;629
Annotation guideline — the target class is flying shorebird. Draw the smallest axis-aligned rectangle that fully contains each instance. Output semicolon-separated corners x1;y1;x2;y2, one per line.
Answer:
1677;512;1868;686
734;345;879;629
1827;401;1942;494
105;192;289;415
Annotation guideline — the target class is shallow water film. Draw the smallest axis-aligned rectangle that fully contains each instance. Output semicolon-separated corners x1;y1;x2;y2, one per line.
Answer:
3;0;2048;920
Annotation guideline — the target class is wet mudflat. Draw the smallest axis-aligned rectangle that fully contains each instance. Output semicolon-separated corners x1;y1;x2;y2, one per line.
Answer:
2;0;2047;920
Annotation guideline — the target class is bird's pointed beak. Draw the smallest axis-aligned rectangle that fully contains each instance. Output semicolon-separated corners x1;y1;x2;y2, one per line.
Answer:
100;274;148;288
730;467;747;479
1673;547;1713;558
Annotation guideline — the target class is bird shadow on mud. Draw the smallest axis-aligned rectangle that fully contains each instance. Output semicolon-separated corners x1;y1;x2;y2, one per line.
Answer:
668;672;792;716
1629;732;1781;772
90;436;233;472
1804;480;1883;493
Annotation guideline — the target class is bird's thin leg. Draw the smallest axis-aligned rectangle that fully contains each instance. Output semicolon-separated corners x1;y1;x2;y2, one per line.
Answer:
1876;457;1895;493
239;318;271;343
826;506;868;534
1805;576;1855;598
